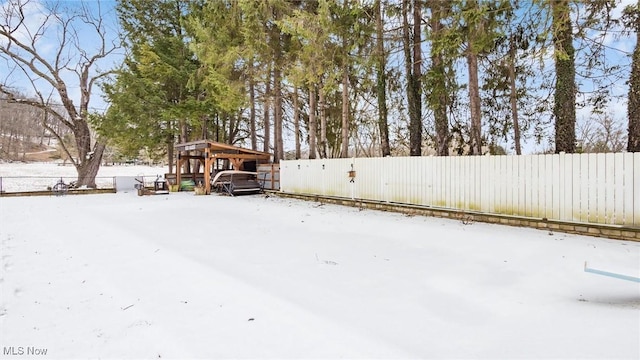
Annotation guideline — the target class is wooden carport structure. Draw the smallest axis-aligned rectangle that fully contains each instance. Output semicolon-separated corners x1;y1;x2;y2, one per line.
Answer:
174;140;271;194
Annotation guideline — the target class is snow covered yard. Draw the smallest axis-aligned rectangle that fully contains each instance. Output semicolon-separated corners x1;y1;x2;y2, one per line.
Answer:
0;163;167;192
0;191;638;359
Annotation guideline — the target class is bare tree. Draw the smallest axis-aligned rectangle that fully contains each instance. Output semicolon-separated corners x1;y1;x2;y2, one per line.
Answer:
577;114;626;153
0;0;120;187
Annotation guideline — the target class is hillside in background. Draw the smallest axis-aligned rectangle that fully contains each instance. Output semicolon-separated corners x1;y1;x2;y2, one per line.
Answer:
0;134;60;162
1;96;71;163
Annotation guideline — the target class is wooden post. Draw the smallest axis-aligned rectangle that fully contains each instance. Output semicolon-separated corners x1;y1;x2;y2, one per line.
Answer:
176;154;183;190
204;148;212;194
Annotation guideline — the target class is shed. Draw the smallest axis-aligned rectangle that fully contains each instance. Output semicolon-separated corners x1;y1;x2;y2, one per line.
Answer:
173;140;271;194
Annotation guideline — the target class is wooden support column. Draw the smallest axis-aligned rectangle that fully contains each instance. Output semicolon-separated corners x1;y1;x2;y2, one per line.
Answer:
176;155;184;190
204;148;212;194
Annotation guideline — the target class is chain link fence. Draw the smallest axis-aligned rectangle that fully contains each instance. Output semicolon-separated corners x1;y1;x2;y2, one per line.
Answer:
0;176;118;193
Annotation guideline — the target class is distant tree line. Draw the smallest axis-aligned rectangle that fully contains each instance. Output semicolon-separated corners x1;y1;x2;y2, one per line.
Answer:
100;0;640;167
0;94;73;161
2;0;640;186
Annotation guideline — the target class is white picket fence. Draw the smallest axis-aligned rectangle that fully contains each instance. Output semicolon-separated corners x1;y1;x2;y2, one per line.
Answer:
280;153;640;226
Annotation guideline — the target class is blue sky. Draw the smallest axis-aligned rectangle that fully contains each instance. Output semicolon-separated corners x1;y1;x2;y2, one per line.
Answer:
0;0;122;113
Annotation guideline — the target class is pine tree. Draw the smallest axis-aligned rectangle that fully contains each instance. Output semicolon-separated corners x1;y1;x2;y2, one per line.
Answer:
102;0;203;172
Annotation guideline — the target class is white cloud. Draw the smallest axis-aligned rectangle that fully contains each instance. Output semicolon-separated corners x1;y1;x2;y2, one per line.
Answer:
0;0;56;49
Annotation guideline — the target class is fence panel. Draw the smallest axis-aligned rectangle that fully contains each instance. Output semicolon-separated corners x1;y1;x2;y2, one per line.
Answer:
613;154;624;224
354;157;380;200
624;153;635;225
279;153;640;226
531;155;541;218
633;153;640;225
604;153;616;224
543;155;552;218
577;154;588;222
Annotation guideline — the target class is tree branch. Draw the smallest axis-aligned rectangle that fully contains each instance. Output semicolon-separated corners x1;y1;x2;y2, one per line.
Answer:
41;114;78;167
0;85;74;129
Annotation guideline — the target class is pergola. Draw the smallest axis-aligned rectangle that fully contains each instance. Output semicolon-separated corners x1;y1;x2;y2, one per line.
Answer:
174;140;271;194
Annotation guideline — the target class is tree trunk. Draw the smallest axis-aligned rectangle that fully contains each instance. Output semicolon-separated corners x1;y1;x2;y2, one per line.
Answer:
319;87;328;158
74;119;92;166
76;141;106;188
552;0;576;153
7;130;14;158
411;0;423;157
308;85;318;159
404;0;422;156
73;120;104;187
249;74;257;151
402;0;413;154
167;132;174;174
432;36;450;156
467;51;482;155
200;115;208;140
274;67;283;163
21;134;29;161
263;66;272;154
628;2;640;152
228;113;239;144
180;120;191;174
272;4;284;162
375;0;391;157
1;129;5;156
428;0;451;157
508;35;522;155
341;64;349;158
39;123;46;146
294;86;301;159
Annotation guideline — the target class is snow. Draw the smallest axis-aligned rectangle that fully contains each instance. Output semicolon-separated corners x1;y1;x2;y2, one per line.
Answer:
0;163;167;192
1;168;639;358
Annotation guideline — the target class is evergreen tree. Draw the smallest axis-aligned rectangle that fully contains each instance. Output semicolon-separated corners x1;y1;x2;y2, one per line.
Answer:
101;0;204;171
425;0;453;156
